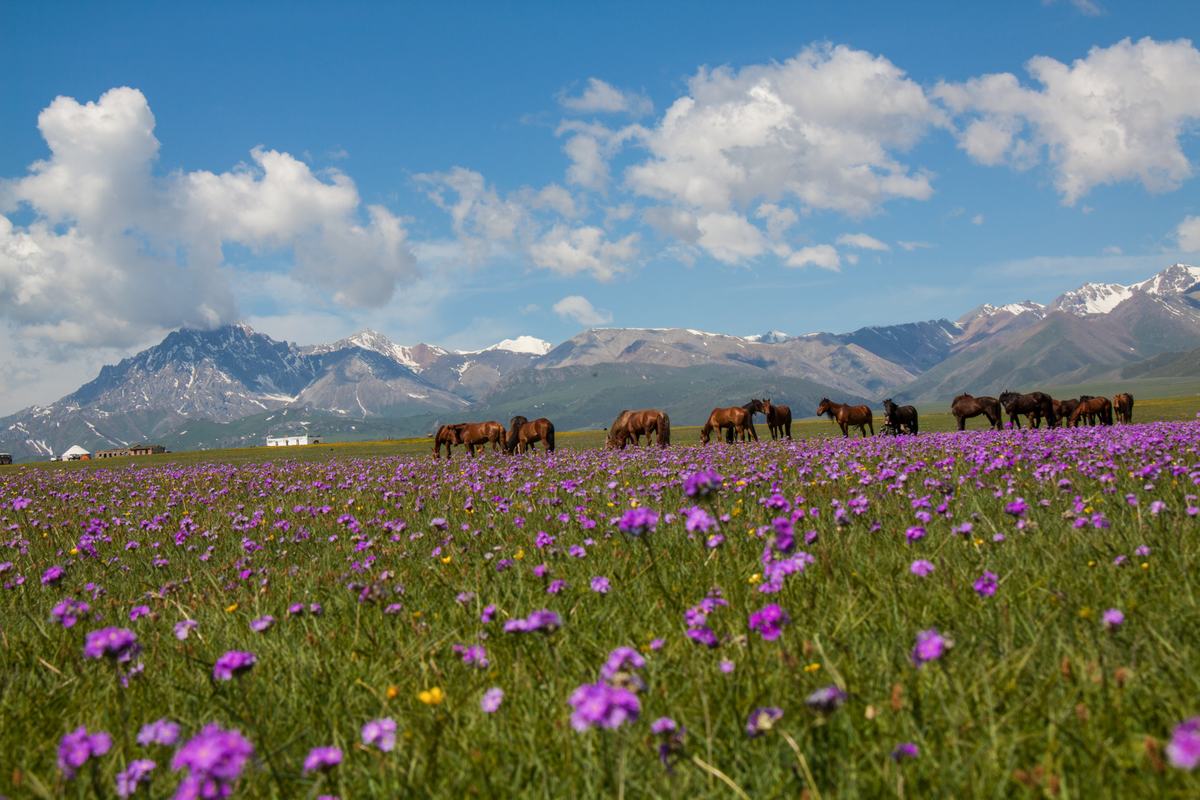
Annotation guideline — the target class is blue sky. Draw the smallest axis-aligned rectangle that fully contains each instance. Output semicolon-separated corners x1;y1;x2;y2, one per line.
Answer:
2;0;1200;413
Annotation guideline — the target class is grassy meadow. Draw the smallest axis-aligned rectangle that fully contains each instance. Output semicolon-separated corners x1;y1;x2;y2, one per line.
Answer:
1;402;1198;798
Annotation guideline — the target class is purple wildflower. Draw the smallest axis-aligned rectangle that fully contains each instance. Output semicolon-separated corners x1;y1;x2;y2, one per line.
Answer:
745;706;783;737
51;597;90;628
58;726;112;778
1167;717;1200;770
1102;608;1125;630
1004;498;1027;517
910;559;935;577
973;571;998;597
137;718;181;747
747;603;790;641
129;604;151;621
115;758;156;798
361;717;397;752
618;507;658;537
600;646;645;682
83;627;139;661
683;469;723;498
480;604;497;623
905;526;926;542
172;724;254;797
590;576;610;594
212;650;257;681
805;684;847;713
891;742;919;761
911;628;949;667
481;687;504;713
303;746;342;773
503;609;562;634
568;681;640;731
41;564;65;585
174;619;198;640
249;615;275;633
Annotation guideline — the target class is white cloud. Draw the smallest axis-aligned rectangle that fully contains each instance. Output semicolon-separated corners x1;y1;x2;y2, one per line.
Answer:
836;232;890;251
415;167;530;260
529;225;638;280
1043;0;1103;16
898;240;933;251
786;244;841;271
936;37;1200;204
1177;215;1200;251
971;214;985;225
552;294;613;326
696;212;766;263
560;78;653;117
625;43;943;218
1102;244;1123;255
0;87;416;352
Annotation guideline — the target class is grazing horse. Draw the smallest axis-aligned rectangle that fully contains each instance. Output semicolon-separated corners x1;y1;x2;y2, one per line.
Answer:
505;416;556;454
1070;396;1113;426
607;409;671;449
433;424;464;459
882;398;919;435
700;407;756;444
434;421;507;459
950;393;1003;431
816;398;874;438
1054;398;1082;427
998;390;1058;429
1113;392;1134;424
761;399;792;440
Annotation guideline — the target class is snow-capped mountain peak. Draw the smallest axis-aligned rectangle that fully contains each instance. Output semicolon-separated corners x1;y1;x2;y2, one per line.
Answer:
478;336;553;355
1130;263;1200;296
1050;282;1133;316
744;329;792;343
964;301;1046;321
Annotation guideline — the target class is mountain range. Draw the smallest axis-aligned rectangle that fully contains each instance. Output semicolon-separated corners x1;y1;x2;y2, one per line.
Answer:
2;263;1198;461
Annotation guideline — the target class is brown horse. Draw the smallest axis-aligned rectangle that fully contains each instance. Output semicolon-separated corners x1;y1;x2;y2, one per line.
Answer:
700;407;757;444
1113;392;1134;424
1054;398;1082;427
607;409;671;449
1070;396;1113;426
950;393;1003;431
433;424;464;460
433;421;507;459
761;399;792;440
998;391;1058;429
505;416;556;453
816;398;874;438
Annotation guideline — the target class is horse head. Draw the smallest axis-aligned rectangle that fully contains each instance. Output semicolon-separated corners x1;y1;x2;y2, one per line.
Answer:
816;398;832;417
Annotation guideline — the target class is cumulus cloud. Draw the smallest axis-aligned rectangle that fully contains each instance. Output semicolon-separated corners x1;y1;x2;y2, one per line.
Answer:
552;294;613;326
836;232;889;251
1177;215;1200;251
529;225;638;280
898;240;933;251
560;78;653;117
625;43;943;218
785;244;841;271
0;87;416;350
936;37;1200;204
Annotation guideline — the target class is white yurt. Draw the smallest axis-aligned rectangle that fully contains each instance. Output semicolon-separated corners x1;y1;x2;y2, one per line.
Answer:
61;445;91;461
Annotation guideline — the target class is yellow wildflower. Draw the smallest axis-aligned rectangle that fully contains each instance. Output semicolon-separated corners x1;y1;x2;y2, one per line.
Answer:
748;573;761;585
514;547;525;561
225;603;238;613
804;662;822;673
418;687;445;706
387;685;399;699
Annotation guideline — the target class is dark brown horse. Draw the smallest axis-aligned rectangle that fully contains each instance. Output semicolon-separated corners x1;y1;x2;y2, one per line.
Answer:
700;407;756;444
998;390;1058;429
816;398;874;438
761;399;792;440
607;409;671;449
950;393;1003;431
1113;392;1134;424
882;398;919;435
1070;396;1113;426
1054;398;1082;426
505;416;556;453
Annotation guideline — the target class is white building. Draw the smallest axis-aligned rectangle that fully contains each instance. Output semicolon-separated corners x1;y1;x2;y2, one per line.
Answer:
266;434;318;447
61;445;91;460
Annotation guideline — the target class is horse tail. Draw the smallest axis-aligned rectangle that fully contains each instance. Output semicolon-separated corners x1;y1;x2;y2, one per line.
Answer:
545;421;556;452
659;413;671;447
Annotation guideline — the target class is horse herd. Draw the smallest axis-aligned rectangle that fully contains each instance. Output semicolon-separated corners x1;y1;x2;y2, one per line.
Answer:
431;390;1136;458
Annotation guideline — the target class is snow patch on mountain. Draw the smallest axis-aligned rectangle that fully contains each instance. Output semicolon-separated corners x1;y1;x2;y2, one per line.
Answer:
472;336;553;355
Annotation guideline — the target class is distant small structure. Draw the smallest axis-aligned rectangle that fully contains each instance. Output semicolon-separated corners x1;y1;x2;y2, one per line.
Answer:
61;445;91;461
266;434;319;447
97;444;167;459
0;453;12;465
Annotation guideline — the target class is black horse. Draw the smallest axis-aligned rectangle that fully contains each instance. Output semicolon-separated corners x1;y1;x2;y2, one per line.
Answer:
882;398;919;435
998;390;1057;429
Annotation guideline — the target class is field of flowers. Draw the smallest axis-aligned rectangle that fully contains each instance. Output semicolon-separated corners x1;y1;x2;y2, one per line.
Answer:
3;421;1199;798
